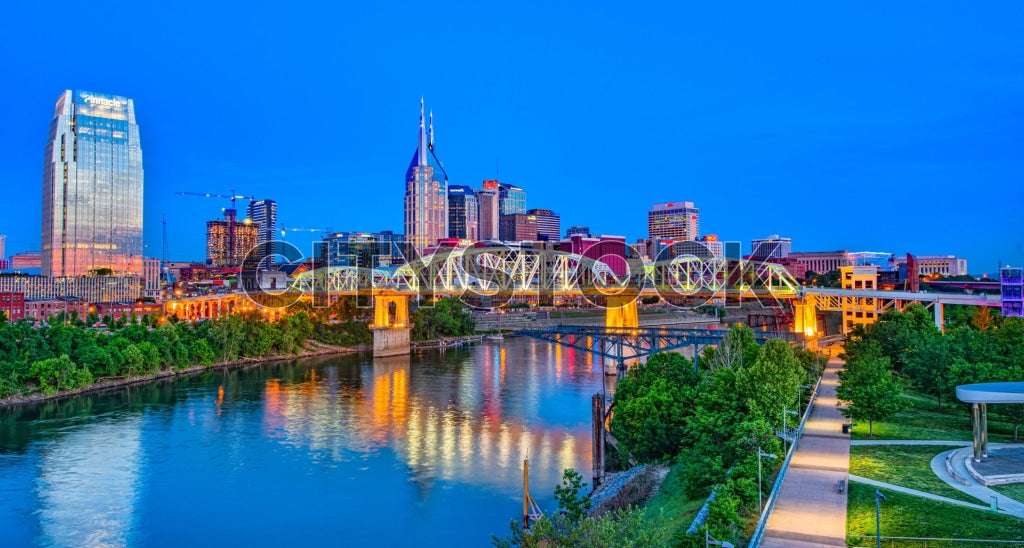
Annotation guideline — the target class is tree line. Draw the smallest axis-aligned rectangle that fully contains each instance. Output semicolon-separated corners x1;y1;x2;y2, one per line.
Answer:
838;304;1024;437
0;297;476;400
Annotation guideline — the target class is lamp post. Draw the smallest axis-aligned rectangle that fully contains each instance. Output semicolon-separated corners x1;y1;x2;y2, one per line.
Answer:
757;447;778;515
782;407;799;455
874;489;886;548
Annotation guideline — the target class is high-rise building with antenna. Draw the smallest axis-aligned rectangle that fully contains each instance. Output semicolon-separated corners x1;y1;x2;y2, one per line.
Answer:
403;99;447;252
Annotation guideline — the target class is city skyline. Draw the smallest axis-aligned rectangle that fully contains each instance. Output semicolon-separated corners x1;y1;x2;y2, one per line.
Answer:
1;3;1023;273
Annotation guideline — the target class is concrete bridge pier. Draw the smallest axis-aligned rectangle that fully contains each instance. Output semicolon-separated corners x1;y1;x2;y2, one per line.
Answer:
372;294;411;357
603;295;639;376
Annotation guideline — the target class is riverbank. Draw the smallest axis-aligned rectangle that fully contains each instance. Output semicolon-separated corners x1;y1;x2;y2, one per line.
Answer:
0;339;369;409
411;334;486;350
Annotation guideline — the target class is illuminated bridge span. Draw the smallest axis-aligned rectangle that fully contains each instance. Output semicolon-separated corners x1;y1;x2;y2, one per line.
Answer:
515;325;804;376
287;245;802;298
166;246;1004;357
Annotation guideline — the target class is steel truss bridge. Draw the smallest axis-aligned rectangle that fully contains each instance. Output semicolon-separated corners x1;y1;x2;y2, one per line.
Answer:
515;325;805;373
288;245;801;302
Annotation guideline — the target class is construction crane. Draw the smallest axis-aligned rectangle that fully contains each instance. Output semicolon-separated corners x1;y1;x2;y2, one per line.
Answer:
176;189;256;267
175;190;255;212
279;225;326;239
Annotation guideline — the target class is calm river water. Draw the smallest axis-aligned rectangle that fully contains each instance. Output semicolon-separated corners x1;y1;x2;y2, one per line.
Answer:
0;338;611;546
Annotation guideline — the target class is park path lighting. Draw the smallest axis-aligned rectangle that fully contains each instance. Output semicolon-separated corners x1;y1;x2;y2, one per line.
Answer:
782;407;799;455
757;447;778;514
874;489;886;548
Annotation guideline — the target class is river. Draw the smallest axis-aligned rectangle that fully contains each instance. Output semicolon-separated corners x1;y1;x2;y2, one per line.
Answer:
0;337;613;546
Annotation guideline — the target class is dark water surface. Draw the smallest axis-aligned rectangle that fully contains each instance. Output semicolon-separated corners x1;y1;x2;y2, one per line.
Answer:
0;338;608;546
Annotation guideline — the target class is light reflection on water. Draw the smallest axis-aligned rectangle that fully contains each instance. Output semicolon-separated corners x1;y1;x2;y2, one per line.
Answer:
0;337;606;546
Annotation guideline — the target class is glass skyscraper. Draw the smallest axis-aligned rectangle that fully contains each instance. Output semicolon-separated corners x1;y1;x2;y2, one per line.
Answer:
498;183;526;215
447;185;479;240
247;199;278;263
42;90;143;277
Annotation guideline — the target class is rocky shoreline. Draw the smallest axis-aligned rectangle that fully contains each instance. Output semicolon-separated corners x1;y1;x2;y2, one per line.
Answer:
0;340;370;408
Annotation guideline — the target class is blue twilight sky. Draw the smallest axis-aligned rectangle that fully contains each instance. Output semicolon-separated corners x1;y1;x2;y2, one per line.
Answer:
1;1;1023;274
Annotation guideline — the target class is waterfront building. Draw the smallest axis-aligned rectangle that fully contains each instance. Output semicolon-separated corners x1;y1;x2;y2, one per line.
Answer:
246;199;278;264
404;100;447;252
648;201;699;241
0;292;25;322
498;183;526;215
527;208;560;241
448;186;479;240
565;225;591;238
841;265;879;333
42;90;144;277
477;181;500;240
788;250;852;274
499;214;537;242
206;210;260;267
893;255;968;277
321;231;407;268
1002;266;1023;318
10;251;41;270
0;275;139;302
750;234;792;259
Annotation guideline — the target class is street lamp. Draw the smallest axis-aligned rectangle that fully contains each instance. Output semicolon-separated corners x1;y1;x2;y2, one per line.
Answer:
782;407;799;455
874;489;886;548
757;447;778;515
705;530;735;548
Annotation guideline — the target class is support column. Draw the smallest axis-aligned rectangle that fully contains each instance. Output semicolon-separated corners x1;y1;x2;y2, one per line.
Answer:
372;294;411;357
934;302;945;332
793;296;817;337
604;295;638;375
972;403;982;462
981;403;989;458
692;342;699;374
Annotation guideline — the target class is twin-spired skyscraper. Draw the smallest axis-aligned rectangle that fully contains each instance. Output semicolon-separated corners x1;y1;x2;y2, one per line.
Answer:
404;99;447;252
41;90;144;277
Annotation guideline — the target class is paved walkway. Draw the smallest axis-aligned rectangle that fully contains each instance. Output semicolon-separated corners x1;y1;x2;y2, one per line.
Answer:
848;474;992;511
760;358;849;548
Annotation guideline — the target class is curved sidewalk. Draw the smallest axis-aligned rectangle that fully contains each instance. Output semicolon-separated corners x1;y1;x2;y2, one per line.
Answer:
760;358;849;548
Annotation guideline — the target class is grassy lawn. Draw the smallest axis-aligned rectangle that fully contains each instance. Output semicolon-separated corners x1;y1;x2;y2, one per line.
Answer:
991;483;1024;504
849;390;1019;442
849;445;980;504
643;463;707;540
847;481;1024;545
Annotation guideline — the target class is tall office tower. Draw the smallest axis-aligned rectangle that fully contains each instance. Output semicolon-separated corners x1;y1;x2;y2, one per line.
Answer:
246;199;278;263
0;235;5;260
42;90;144;276
206;210;260;267
498;183;526;215
499;213;537;242
478;181;500;240
527;208;560;241
403;99;447;252
648;201;699;241
447;185;479;240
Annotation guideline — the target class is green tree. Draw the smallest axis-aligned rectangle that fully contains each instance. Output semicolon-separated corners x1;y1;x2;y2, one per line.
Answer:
738;339;802;424
492;507;665;548
553;468;591;523
836;348;904;436
190;338;216;366
611;352;699;461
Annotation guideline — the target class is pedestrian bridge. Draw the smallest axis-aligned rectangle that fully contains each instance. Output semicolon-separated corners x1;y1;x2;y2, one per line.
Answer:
165;245;1002;357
